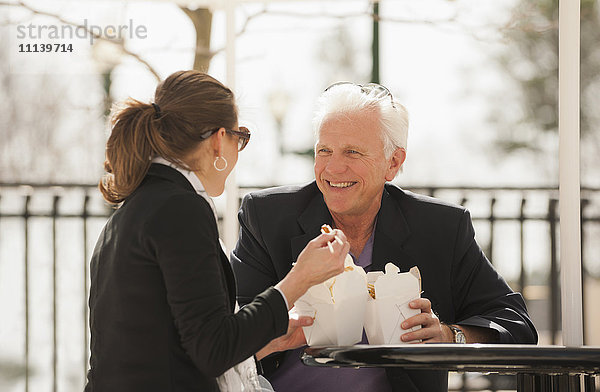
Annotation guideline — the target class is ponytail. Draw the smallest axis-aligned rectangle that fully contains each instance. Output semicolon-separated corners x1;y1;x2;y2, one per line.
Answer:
100;99;164;204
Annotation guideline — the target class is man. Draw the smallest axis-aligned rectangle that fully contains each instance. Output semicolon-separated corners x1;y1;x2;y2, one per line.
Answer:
231;82;537;392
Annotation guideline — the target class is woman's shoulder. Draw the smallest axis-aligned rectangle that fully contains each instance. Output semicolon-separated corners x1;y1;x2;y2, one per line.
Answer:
127;182;217;233
153;191;214;222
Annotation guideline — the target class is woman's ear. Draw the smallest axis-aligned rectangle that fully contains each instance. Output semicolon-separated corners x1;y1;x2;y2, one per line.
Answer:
210;128;227;157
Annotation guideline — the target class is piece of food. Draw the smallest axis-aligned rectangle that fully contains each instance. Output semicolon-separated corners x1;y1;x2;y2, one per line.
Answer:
367;283;376;299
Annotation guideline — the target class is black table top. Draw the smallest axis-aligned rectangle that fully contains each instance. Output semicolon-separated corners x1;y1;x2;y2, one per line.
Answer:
302;344;600;374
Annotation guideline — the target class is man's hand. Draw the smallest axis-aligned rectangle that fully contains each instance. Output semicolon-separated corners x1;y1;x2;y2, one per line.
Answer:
399;298;501;343
256;314;313;360
399;298;454;343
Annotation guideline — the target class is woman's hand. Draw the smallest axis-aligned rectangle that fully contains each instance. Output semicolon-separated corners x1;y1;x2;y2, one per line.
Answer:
275;229;349;307
294;229;350;287
255;315;314;360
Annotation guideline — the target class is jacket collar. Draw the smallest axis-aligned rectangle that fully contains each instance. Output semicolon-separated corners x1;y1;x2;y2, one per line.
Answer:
146;163;196;194
290;183;414;272
151;156;207;194
149;160;218;222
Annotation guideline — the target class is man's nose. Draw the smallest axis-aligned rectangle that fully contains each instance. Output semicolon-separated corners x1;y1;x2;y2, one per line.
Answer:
324;155;346;174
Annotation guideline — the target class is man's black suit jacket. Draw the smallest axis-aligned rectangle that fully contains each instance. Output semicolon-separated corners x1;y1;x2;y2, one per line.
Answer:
85;164;288;392
231;181;538;392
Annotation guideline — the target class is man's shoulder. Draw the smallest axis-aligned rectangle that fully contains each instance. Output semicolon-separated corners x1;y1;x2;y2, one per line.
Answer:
242;181;319;206
385;183;466;216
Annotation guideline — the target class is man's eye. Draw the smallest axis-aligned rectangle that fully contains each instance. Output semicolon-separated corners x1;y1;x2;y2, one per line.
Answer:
347;150;360;154
317;148;331;154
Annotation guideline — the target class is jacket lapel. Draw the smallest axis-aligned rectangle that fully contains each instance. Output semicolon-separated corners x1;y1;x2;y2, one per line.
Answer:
290;192;333;262
371;187;415;273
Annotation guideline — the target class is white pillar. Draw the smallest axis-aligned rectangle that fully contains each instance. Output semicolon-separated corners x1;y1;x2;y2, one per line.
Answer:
223;0;239;252
558;0;583;347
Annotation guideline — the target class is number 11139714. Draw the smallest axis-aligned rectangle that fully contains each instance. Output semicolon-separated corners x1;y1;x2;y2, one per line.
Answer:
18;43;74;53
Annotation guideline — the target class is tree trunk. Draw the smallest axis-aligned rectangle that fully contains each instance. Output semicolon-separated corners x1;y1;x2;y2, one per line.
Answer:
181;7;213;72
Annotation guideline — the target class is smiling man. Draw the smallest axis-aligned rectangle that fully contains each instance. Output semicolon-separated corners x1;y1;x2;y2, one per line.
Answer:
230;83;537;392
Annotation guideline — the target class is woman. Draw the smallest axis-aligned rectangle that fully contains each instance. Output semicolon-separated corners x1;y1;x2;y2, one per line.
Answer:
85;70;349;392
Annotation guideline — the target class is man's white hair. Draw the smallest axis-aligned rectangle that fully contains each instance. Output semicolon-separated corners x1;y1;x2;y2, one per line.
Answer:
312;83;409;160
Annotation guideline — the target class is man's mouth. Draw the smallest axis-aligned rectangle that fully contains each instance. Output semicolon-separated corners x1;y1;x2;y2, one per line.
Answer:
325;180;357;189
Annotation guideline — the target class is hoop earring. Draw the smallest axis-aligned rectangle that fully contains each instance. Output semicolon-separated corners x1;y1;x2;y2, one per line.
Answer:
213;156;228;172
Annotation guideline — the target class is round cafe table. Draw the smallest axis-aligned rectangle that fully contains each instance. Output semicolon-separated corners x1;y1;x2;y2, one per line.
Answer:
302;344;600;392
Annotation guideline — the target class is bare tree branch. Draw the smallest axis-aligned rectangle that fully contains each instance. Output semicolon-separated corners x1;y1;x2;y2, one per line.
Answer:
1;0;515;72
0;0;161;81
244;9;458;24
209;5;496;57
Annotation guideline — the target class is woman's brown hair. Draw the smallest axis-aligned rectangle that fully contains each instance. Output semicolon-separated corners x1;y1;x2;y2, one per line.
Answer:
99;70;237;205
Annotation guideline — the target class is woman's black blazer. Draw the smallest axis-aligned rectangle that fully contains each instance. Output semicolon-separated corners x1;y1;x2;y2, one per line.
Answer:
85;163;288;392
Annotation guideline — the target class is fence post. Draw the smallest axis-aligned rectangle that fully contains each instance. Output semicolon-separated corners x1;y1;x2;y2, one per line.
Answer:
489;197;496;264
52;194;59;392
520;197;527;293
24;194;31;392
580;198;589;345
83;194;90;381
549;198;559;345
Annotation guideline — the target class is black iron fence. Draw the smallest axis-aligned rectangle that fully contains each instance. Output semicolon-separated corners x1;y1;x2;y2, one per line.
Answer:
0;183;599;392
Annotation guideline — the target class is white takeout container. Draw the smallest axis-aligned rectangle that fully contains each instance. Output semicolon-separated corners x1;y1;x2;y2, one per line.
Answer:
364;263;422;345
294;254;367;346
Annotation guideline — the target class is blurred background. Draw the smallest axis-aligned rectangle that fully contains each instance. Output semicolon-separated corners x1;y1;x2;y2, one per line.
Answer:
0;0;599;391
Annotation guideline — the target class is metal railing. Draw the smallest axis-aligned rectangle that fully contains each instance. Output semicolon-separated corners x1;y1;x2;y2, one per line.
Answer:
0;183;599;392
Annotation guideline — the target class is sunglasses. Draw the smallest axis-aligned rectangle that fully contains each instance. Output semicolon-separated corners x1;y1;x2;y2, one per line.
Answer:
200;126;251;152
324;81;396;109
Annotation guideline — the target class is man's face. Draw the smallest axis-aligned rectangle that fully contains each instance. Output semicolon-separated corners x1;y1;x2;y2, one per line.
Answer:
314;110;402;218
